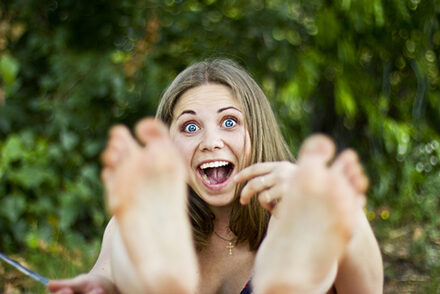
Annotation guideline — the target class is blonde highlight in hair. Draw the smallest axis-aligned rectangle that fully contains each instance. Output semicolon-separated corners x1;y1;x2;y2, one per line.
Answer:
156;59;293;251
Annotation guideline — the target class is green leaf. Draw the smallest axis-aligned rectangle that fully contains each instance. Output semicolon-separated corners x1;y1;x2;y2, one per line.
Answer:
0;54;20;85
9;165;53;188
334;78;357;119
25;231;40;249
61;131;79;151
0;193;26;222
1;135;24;165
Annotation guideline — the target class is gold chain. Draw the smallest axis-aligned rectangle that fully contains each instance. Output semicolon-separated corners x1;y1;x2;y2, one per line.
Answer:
214;231;236;255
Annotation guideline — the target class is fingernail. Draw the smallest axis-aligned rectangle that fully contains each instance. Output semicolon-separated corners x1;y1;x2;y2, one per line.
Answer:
265;194;271;203
240;196;248;205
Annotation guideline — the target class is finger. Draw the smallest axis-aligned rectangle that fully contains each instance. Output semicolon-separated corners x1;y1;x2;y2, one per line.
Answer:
234;162;279;184
48;284;74;294
258;188;281;212
240;173;277;205
50;275;92;292
48;280;76;292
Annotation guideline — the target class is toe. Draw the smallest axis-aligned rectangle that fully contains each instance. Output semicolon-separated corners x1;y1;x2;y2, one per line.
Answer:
354;174;369;195
332;149;358;173
102;125;137;166
332;149;369;194
297;134;336;165
100;168;112;188
110;124;137;150
101;146;119;167
135;118;185;177
135;118;170;145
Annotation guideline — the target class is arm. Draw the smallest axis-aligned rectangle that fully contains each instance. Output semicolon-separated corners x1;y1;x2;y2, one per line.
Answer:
334;212;383;294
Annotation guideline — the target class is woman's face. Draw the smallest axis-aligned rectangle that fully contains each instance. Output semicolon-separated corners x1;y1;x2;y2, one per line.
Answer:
170;83;251;208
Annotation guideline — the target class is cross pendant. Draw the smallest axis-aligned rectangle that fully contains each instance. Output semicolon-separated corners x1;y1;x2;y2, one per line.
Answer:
226;242;234;255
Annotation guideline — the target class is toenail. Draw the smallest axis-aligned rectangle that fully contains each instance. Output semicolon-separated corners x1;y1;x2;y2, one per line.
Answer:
304;139;321;152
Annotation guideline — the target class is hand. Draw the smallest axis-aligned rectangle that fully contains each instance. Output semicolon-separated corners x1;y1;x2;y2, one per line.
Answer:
48;274;120;294
234;161;298;213
235;147;369;215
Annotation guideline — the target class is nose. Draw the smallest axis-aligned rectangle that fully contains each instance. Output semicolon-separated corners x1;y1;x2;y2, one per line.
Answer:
199;129;224;151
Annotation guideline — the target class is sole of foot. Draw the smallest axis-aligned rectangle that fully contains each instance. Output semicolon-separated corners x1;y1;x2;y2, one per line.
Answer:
102;118;199;294
253;134;364;294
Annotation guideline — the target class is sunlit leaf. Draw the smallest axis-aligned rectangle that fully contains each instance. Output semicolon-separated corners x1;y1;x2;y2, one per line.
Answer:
0;55;20;85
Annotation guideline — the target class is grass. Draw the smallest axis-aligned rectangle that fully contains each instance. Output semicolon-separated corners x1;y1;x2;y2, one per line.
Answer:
0;239;99;294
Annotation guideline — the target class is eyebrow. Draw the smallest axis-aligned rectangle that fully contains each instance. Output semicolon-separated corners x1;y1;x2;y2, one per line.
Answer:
218;106;240;113
178;110;196;117
176;106;241;119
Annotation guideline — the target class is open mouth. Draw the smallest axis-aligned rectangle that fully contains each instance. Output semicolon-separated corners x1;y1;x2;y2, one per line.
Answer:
198;160;234;185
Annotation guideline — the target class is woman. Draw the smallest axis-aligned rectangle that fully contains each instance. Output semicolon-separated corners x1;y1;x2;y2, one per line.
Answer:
49;59;383;294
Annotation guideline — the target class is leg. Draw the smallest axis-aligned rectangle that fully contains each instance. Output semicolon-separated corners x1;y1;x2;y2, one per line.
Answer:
253;135;365;294
101;118;199;294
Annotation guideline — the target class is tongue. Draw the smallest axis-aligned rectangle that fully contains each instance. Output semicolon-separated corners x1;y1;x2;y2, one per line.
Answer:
205;166;229;184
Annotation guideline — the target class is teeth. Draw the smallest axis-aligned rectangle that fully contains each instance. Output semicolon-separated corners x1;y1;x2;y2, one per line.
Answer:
200;161;229;170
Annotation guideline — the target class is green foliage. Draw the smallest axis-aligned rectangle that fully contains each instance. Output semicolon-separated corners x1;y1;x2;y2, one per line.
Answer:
0;129;106;251
0;54;20;97
0;0;439;290
0;54;19;85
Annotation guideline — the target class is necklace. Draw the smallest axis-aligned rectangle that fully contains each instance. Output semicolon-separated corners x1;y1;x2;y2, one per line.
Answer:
214;231;236;256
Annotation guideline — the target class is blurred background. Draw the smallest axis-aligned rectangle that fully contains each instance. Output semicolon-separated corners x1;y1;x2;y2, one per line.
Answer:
0;0;439;293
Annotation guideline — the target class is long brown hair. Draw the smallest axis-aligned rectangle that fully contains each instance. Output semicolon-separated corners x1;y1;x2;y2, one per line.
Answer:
156;59;293;251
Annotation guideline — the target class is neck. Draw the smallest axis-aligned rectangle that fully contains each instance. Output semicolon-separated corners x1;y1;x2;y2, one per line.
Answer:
209;204;233;235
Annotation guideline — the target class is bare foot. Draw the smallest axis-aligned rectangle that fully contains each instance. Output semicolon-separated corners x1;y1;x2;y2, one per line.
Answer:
253;135;365;294
101;118;198;294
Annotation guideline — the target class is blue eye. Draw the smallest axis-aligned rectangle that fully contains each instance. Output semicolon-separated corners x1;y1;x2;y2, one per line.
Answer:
223;118;236;128
184;123;199;133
